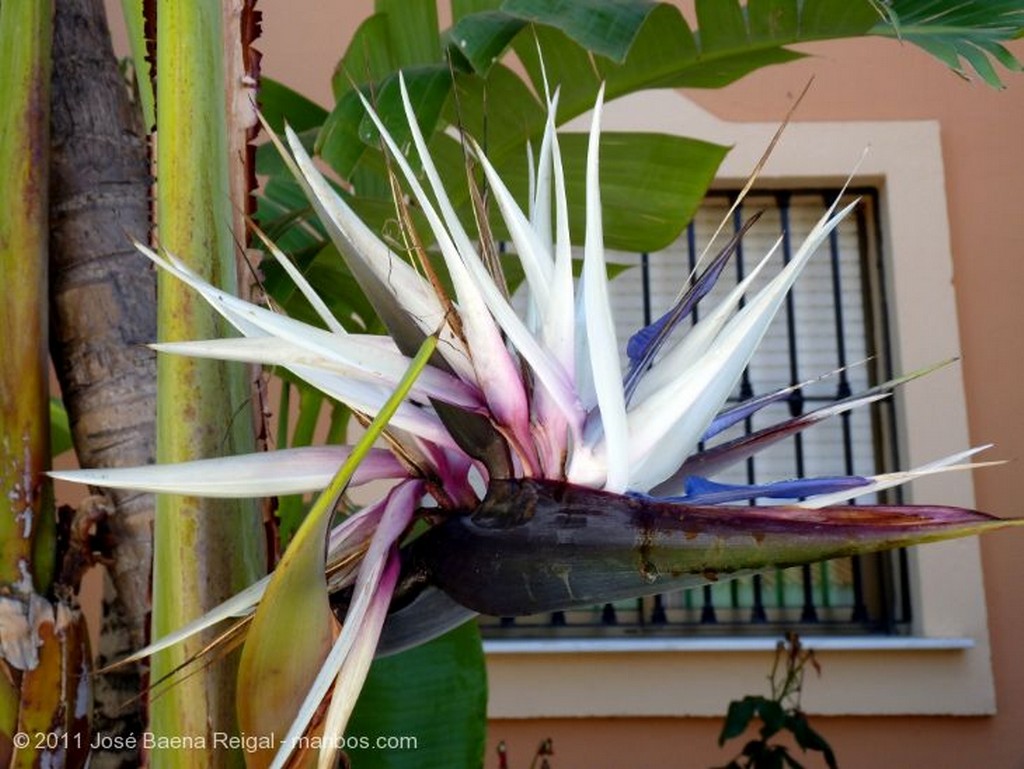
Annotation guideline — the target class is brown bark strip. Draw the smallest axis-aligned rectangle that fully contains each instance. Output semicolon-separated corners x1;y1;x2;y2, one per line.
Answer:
48;0;156;766
224;0;261;279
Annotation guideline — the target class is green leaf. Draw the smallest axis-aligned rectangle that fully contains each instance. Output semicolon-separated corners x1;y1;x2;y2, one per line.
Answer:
376;0;442;68
319;66;454;179
346;622;487;769
502;0;661;62
320;0;970;268
695;0;750;54
444;64;546;160
756;700;786;740
786;712;838;769
331;12;396;99
445;11;527;73
747;0;798;42
797;0;880;38
356;66;454;156
49;398;72;457
719;696;763;744
452;0;503;23
259;77;327;133
870;0;1024;87
318;87;374;177
495;131;728;252
514;22;604;119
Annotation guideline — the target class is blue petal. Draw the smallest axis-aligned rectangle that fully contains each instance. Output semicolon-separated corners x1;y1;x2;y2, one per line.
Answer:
702;386;794;441
622;213;763;402
671;474;872;505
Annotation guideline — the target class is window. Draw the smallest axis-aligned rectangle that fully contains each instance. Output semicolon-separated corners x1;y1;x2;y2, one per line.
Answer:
484;91;996;719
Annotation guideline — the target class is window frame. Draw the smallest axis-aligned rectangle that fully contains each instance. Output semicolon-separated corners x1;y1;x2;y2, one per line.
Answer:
484;90;996;718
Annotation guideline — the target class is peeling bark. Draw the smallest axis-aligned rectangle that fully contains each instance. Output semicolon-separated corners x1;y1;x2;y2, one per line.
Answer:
48;0;155;766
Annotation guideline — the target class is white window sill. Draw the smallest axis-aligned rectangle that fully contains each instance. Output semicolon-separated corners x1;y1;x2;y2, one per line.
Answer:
484;635;975;655
485;630;992;718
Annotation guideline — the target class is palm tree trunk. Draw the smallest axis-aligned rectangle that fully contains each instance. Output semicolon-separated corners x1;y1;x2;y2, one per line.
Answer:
49;0;156;765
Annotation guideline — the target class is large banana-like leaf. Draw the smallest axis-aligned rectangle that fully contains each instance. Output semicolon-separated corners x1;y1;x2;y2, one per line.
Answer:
871;0;1024;87
345;622;487;769
276;0;1024;288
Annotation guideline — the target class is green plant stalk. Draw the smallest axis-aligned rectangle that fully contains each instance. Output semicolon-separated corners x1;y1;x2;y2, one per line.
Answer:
0;0;54;597
150;2;266;766
0;0;57;754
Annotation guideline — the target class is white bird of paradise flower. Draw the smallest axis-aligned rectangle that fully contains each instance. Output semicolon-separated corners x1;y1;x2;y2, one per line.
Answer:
54;74;1019;769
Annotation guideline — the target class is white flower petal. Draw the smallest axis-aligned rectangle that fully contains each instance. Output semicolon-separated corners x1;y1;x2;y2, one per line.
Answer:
630;241;778;404
581;84;629;493
625;200;859;491
269;480;420;769
252;225;346;335
151;335;482;412
359;79;535;460
797;446;998;508
49;446;408;497
275;123;474;382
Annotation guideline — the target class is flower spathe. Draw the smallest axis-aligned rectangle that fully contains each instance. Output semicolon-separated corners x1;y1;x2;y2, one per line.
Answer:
53;75;1019;768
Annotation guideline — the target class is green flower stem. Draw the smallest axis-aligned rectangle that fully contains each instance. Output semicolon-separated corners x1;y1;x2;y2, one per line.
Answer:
0;0;54;596
0;0;56;753
150;2;266;766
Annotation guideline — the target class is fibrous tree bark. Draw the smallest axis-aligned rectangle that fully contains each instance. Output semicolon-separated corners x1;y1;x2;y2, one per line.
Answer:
49;0;155;766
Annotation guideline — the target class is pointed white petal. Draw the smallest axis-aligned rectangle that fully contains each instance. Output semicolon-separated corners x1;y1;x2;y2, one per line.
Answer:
361;80;582;439
581;85;629;493
49;446;408;497
361;79;534;455
653;393;891;497
530;98;580;475
630;241;778;404
316;553;398;769
543;100;576;370
291;364;459;450
95;504;385;671
151;335;482;412
625;200;859;491
105;577;267;669
274;123;474;381
797;446;999;508
526;139;536;221
474;145;553;311
252;226;347;335
134;242;268;338
529;88;558;262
